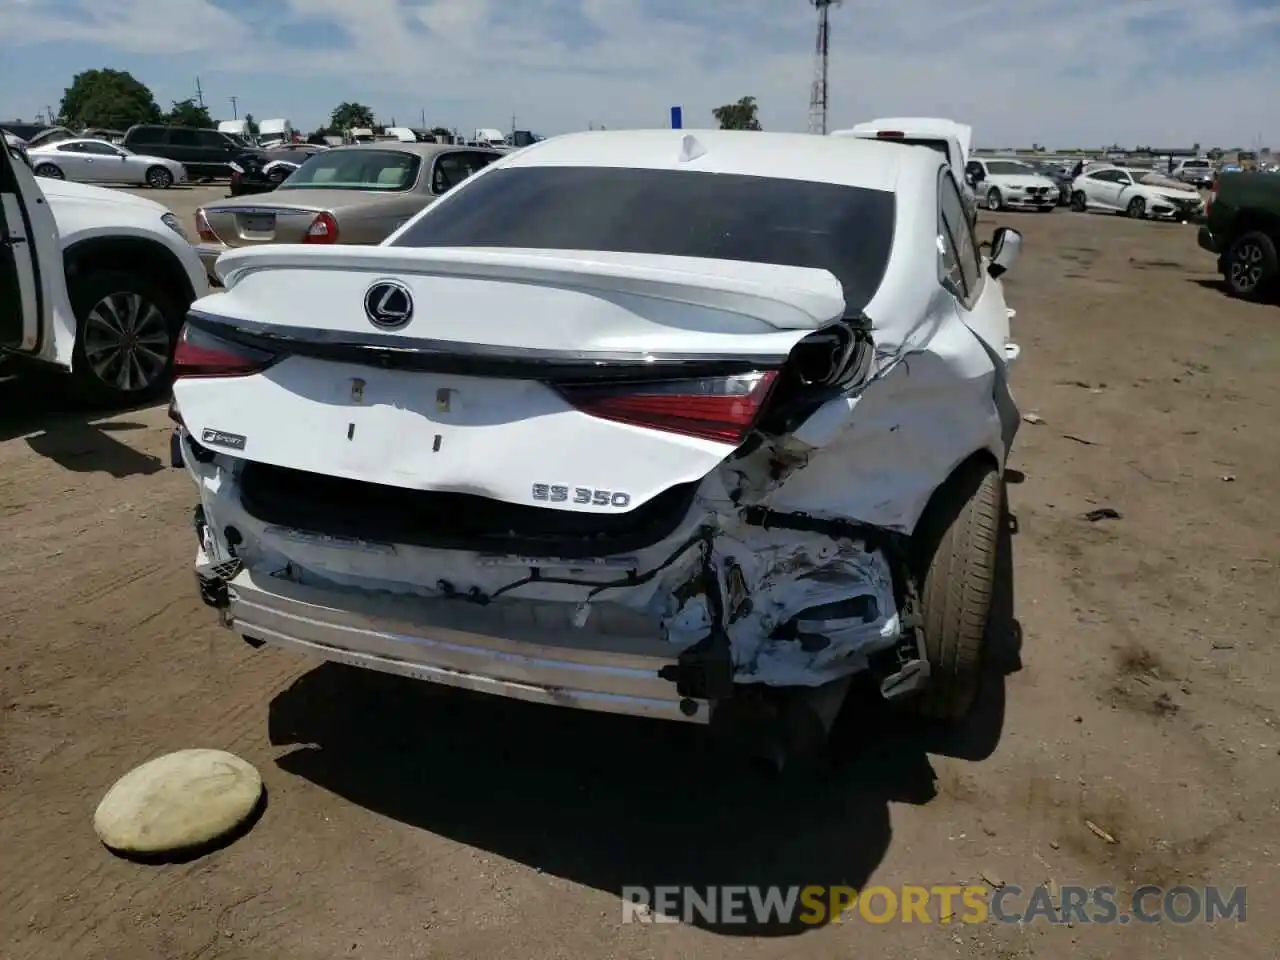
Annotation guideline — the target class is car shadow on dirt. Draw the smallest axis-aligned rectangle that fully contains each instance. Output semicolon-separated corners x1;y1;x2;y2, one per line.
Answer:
267;519;1021;937
0;371;165;477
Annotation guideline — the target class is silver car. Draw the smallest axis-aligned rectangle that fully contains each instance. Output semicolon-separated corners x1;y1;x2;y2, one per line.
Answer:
27;138;187;189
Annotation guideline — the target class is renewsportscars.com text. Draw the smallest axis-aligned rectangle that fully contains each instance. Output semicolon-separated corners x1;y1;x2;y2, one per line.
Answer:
621;884;1247;926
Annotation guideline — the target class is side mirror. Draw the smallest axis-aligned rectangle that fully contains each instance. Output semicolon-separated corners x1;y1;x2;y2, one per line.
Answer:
987;227;1022;279
968;168;984;184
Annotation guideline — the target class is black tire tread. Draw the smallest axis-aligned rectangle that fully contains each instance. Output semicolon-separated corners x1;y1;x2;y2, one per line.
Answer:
912;459;1003;720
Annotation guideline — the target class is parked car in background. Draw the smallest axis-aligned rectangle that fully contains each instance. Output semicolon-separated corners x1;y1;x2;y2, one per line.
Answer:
1027;160;1073;205
1172;158;1215;189
0;121;49;142
122;124;265;179
1;135;208;404
964;158;1059;212
1198;171;1280;301
229;146;325;196
193;142;502;281
1071;166;1204;221
28;138;186;188
172;130;1023;756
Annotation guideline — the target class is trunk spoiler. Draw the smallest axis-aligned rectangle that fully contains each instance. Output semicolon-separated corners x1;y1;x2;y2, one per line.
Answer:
212;244;850;332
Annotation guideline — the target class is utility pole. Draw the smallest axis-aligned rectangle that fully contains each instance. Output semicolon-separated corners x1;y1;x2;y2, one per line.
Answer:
511;113;516;136
420;108;426;129
229;96;238;119
46;104;55;124
195;76;205;109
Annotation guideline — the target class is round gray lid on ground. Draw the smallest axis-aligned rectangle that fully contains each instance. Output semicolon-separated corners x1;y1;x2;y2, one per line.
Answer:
94;749;263;856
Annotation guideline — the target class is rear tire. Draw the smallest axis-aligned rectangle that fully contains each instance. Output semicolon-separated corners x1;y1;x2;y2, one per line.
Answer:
69;270;182;407
1070;191;1087;212
1224;230;1279;301
35;163;63;180
910;458;1004;720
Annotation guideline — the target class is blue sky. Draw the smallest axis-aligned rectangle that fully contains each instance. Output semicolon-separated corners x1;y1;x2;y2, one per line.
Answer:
1;0;1277;147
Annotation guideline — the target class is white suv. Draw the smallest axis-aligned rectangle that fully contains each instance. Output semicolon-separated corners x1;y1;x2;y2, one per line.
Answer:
1;136;207;404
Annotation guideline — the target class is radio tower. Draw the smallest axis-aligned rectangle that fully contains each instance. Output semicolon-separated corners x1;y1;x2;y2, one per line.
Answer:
807;0;841;135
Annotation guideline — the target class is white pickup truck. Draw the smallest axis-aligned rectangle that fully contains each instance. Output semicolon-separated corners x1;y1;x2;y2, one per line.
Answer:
1;133;207;404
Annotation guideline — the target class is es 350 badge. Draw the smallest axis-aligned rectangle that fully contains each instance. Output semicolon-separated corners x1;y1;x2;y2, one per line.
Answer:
532;483;631;508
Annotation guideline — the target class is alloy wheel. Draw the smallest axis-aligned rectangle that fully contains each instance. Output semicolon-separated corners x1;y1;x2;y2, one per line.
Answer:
148;167;174;188
1229;242;1265;293
80;291;172;395
35;164;64;180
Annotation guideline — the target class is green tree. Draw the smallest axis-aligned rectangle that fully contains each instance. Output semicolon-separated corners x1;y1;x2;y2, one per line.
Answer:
59;68;162;130
712;96;761;131
165;98;213;127
329;101;375;132
243;113;260;139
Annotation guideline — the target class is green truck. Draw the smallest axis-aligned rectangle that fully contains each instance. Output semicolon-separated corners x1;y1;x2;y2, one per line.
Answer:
1198;172;1280;301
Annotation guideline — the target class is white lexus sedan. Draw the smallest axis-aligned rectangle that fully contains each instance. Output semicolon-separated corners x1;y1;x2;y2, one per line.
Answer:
168;130;1024;761
28;137;186;189
1070;165;1204;221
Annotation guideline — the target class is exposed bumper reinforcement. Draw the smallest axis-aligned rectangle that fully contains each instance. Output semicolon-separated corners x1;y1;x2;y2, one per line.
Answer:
223;569;709;724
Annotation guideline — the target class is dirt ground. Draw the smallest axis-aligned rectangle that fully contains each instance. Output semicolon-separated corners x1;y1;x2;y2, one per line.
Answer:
1;191;1277;960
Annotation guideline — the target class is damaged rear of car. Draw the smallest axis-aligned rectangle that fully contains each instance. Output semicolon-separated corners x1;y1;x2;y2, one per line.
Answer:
170;130;1021;758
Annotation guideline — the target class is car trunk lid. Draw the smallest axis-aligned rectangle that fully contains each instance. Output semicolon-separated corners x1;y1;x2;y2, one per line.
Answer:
201;190;368;246
173;245;858;529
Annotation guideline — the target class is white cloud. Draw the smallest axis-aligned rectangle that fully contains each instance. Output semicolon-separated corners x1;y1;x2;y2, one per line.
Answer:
1;0;1277;146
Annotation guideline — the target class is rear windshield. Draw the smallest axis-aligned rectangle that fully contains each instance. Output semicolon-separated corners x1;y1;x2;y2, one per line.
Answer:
279;149;420;191
392;166;896;315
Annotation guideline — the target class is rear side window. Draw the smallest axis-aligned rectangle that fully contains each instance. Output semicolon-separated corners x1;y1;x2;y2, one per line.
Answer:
169;129;200;147
393;166;896;315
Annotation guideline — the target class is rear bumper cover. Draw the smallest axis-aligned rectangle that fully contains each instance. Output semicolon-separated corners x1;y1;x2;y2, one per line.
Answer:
216;564;712;724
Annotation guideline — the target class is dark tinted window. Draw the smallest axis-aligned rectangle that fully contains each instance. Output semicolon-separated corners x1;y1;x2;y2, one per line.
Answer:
896;138;951;160
168;129;200;147
394;166;896;314
198;130;230;147
127;126;165;145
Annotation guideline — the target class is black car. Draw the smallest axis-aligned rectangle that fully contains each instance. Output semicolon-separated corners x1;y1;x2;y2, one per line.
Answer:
228;146;324;196
122;124;267;179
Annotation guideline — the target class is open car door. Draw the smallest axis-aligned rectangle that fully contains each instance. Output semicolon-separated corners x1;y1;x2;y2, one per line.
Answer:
0;138;75;369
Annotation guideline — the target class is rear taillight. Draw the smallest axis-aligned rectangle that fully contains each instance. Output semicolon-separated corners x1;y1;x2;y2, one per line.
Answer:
173;324;278;379
556;371;778;444
194;208;217;243
304;211;339;243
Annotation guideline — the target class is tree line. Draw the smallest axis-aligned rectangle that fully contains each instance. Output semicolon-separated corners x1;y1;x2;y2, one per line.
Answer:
43;68;451;140
45;67;764;137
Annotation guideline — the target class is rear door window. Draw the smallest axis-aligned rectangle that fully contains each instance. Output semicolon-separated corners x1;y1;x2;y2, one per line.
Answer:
128;127;165;146
168;129;200;147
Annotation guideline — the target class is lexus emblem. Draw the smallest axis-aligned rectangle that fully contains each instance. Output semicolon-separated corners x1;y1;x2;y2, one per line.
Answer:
363;279;414;329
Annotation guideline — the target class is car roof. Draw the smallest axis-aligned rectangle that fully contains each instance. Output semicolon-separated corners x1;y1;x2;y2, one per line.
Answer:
323;142;499;159
501;129;931;191
35;137;115;149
